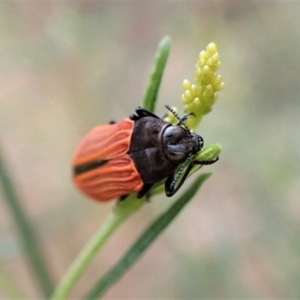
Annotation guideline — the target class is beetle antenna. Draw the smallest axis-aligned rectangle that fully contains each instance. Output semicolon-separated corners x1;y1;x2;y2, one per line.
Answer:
165;105;191;134
170;152;193;191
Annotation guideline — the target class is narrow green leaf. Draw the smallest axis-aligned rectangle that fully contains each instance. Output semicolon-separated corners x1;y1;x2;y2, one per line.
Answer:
142;36;171;112
0;144;54;298
85;172;212;300
50;194;145;300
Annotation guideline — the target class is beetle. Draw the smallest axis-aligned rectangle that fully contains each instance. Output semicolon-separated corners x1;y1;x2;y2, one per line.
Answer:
72;105;218;202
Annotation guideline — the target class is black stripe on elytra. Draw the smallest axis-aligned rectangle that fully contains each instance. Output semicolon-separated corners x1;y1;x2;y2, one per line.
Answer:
73;160;108;176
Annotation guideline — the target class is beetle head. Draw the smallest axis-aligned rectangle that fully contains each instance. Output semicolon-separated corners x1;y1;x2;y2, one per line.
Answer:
162;125;204;164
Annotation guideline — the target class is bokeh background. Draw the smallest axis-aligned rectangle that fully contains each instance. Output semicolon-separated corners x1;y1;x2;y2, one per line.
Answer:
1;1;300;299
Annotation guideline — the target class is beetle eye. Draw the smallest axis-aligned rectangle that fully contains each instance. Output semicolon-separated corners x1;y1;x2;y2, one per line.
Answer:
168;150;186;160
164;144;187;163
163;126;189;163
163;126;185;141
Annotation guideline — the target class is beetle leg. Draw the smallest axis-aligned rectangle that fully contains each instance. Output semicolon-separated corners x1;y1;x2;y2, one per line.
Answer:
116;195;128;204
129;107;160;121
197;156;219;165
136;107;160;119
120;195;128;201
129;114;139;121
116;183;153;203
137;183;153;199
165;156;219;197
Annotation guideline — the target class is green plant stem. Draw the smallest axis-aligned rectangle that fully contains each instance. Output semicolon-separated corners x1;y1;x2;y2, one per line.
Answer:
51;196;145;300
143;36;171;112
0;144;54;298
85;173;212;299
0;261;27;299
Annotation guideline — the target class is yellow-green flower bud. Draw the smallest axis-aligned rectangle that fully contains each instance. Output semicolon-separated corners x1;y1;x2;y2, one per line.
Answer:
180;42;224;130
182;79;191;90
195;144;222;163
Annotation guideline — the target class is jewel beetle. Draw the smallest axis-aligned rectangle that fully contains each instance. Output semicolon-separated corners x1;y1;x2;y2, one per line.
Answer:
72;105;218;202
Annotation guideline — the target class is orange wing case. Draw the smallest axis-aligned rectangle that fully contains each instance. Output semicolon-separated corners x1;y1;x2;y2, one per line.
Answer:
72;118;143;201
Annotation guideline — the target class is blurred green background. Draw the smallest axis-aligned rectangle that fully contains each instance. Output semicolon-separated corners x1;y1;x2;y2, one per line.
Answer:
1;1;300;299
